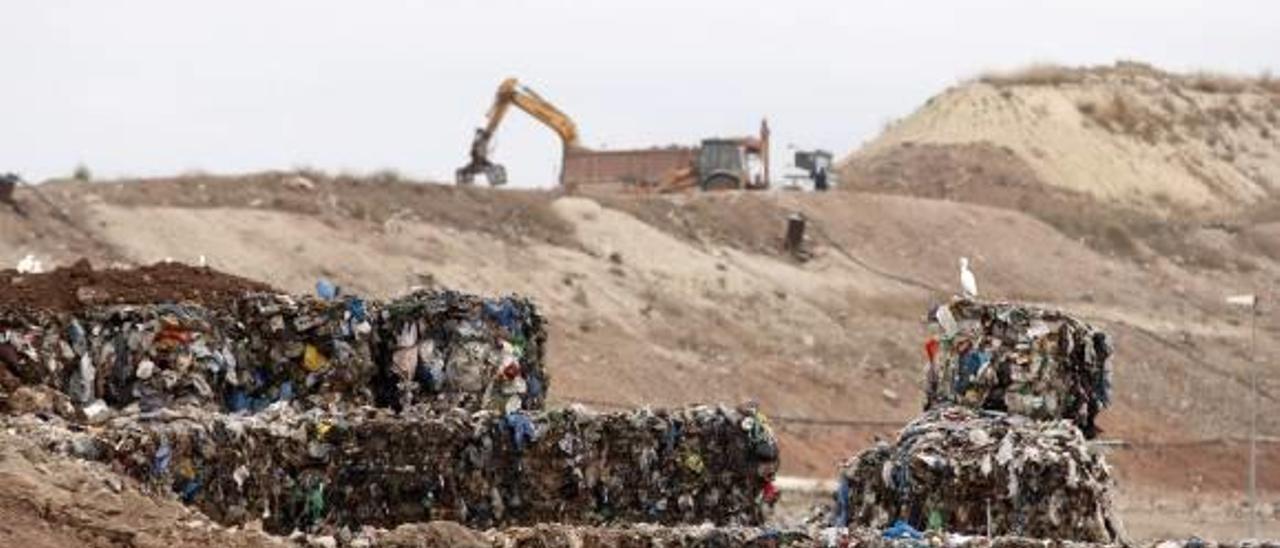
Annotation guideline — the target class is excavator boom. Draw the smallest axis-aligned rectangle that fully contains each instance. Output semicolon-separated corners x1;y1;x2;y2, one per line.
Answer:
456;78;580;186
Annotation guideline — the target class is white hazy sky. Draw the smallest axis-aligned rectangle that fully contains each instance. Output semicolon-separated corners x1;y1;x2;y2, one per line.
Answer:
3;1;1278;187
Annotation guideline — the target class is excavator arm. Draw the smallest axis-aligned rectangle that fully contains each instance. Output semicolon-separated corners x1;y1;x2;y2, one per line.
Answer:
456;78;580;186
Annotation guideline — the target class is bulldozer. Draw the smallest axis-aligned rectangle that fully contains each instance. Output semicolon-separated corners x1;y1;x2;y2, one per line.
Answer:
455;78;579;186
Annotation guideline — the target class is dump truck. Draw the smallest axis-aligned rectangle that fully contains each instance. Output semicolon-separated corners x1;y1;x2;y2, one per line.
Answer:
456;77;770;191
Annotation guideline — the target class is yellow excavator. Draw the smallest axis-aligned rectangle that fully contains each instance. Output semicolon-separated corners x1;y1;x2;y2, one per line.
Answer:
455;78;580;186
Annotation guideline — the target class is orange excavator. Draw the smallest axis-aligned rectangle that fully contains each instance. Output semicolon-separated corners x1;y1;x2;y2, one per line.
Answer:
455;78;581;186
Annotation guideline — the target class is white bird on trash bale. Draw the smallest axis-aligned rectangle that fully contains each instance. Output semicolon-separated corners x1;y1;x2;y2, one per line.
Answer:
959;257;978;298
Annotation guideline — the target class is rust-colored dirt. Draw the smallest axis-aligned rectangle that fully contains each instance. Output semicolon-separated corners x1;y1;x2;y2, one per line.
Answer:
0;259;276;314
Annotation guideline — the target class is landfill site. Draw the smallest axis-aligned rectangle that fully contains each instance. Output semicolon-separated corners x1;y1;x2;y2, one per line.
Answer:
3;60;1280;548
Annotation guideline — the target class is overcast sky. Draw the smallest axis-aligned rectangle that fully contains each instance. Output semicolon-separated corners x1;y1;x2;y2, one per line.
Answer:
4;1;1278;187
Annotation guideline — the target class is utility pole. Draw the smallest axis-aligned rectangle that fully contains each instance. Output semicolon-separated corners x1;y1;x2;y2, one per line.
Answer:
1248;297;1257;540
1228;293;1259;539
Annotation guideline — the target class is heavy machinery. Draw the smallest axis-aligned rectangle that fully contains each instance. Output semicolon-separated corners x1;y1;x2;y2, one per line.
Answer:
647;120;771;192
455;78;581;186
778;148;835;191
456;77;770;191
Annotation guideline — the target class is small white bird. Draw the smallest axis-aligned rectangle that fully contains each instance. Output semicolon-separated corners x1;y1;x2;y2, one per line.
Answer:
959;257;979;298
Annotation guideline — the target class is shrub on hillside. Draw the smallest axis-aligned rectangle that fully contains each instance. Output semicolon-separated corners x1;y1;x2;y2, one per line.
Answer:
72;164;92;182
979;64;1086;87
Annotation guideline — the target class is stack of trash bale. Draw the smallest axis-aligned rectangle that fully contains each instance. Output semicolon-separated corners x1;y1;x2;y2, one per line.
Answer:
923;298;1112;438
834;298;1121;542
2;276;780;532
0;289;548;417
833;407;1120;542
16;402;779;533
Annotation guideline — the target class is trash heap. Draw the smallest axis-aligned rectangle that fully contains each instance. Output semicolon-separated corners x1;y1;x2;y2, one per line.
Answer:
364;522;815;547
17;402;779;533
1;262;780;533
0;289;548;417
830;298;1123;543
924;298;1113;438
833;407;1120;543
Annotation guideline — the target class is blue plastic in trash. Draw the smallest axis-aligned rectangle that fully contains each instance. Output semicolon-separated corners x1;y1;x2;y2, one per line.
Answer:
504;412;536;451
414;362;439;392
954;349;992;393
316;279;338;301
152;442;172;476
834;475;851;526
663;422;683;453
524;374;543;402
483;299;520;334
882;519;924;540
226;389;249;413
348;297;367;322
179;478;202;502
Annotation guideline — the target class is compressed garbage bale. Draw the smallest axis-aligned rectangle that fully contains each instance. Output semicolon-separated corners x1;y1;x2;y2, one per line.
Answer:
833;406;1121;543
375;290;548;413
0;304;234;411
223;293;379;413
0;288;550;417
24;403;778;533
368;522;814;547
924;298;1113;438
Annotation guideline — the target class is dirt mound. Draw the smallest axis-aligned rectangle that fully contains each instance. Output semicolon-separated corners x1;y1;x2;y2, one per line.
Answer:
840;141;1055;202
0;260;275;314
845;61;1280;214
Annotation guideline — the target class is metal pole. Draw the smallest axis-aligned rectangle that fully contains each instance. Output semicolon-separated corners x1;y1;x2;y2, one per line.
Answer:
986;498;993;538
1248;301;1257;539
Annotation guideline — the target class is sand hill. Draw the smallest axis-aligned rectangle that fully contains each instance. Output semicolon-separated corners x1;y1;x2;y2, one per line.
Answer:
842;62;1280;214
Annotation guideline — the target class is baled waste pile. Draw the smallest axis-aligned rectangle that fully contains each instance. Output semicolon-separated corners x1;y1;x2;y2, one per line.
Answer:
16;402;779;532
0;264;547;416
833;406;1120;543
924;298;1112;438
363;522;814;547
374;289;547;413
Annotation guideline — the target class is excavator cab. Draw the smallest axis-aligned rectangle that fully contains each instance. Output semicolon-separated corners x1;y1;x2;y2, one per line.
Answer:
696;139;749;190
696;122;770;191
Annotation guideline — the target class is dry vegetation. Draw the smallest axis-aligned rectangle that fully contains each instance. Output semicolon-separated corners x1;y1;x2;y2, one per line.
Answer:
59;170;579;249
979;61;1280;96
1076;94;1172;144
